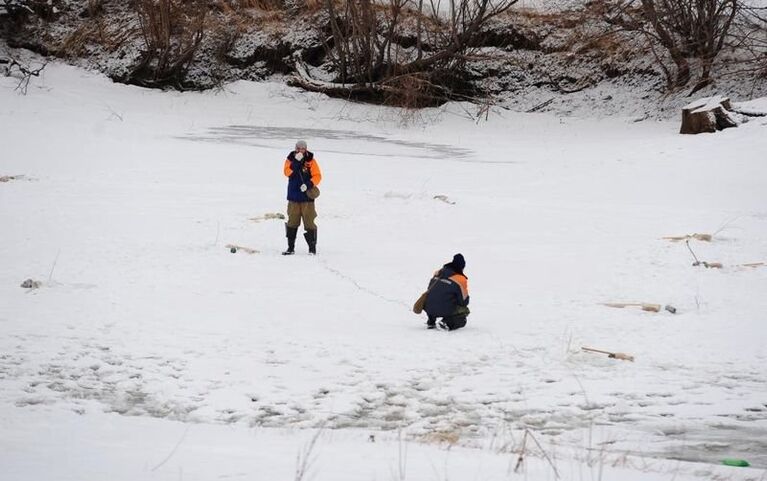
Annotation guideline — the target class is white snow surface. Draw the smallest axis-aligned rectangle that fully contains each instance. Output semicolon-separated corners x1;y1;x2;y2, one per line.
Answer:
687;96;731;113
1;63;767;480
735;97;767;116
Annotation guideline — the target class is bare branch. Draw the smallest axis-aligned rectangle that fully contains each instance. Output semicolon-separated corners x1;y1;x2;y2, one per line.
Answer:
2;56;47;94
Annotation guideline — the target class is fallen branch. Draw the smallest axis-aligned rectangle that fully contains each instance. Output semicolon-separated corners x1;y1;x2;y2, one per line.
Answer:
249;212;285;223
662;233;712;242
288;61;469;108
289;61;403;101
582;346;634;362
685;239;722;268
602;302;661;312
526;98;554;113
3;56;47;94
739;262;765;268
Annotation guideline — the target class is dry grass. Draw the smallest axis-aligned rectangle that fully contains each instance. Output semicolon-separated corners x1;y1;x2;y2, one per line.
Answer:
509;3;636;61
59;23;101;57
419;429;461;446
216;0;284;12
211;0;286;34
574;33;630;57
304;0;324;12
512;8;582;28
59;16;139;57
129;0;208;87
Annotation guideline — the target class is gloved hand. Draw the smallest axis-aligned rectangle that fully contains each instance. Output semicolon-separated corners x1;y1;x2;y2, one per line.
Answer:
300;183;308;192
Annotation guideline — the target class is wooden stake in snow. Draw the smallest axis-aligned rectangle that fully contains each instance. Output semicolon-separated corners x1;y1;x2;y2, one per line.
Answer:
602;302;661;312
680;96;738;134
582;347;635;362
685;239;723;268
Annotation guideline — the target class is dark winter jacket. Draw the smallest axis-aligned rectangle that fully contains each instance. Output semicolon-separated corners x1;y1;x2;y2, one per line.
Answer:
284;151;322;202
424;265;470;318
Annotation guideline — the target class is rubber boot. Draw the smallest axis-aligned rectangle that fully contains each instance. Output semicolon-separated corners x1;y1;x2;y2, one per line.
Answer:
282;224;298;255
304;229;317;255
442;315;467;331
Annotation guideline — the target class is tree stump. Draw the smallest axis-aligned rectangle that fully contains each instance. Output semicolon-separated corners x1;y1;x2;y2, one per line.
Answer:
680;96;739;134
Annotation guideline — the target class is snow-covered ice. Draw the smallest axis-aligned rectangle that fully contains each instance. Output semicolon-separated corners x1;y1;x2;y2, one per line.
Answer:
1;62;766;480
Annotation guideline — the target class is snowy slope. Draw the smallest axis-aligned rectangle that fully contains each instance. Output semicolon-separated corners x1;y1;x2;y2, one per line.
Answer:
1;62;766;480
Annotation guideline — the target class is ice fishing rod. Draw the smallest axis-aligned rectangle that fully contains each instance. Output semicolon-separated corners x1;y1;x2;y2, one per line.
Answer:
685;239;702;266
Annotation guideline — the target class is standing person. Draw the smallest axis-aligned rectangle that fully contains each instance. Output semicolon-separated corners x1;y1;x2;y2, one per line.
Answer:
282;140;322;255
424;254;470;330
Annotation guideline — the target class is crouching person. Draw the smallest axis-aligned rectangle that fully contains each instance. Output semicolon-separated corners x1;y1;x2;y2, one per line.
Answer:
424;254;470;330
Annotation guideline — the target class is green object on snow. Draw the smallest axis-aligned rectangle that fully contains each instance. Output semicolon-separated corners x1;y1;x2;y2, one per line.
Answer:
721;458;750;467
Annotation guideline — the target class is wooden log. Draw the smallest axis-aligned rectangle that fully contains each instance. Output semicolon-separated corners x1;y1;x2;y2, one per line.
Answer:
680;96;738;134
680;104;716;134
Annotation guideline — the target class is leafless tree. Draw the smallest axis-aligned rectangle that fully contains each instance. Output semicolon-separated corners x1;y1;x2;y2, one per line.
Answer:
603;0;740;91
727;4;767;80
297;0;518;107
129;0;207;89
322;0;412;84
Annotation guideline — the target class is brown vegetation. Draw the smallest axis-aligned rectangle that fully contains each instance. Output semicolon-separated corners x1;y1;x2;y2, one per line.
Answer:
297;0;522;107
726;4;767;80
128;0;207;89
2;0;765;106
597;0;739;92
59;15;137;57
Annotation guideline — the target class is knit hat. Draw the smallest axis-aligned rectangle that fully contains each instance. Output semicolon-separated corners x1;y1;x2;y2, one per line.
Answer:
451;253;465;272
295;140;308;149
